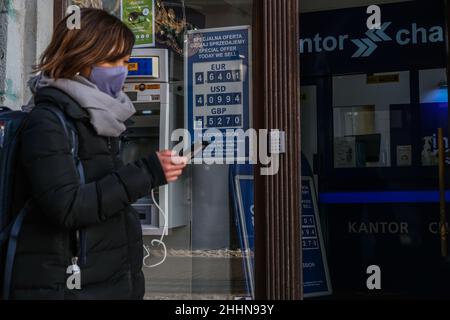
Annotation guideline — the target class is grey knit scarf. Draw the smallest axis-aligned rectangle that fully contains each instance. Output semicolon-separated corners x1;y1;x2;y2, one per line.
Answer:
24;73;136;137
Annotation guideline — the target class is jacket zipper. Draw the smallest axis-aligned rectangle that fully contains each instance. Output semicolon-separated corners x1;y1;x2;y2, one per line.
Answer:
107;137;118;169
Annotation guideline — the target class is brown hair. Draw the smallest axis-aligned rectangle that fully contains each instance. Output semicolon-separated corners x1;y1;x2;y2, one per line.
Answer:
35;8;135;79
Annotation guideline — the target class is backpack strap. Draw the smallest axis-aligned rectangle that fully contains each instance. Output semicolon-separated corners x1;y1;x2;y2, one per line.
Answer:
2;201;31;300
45;107;86;184
44;107;87;265
0;107;12;112
2;106;87;300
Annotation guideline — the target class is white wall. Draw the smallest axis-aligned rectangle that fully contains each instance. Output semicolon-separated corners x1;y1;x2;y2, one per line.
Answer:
3;0;53;109
0;0;8;105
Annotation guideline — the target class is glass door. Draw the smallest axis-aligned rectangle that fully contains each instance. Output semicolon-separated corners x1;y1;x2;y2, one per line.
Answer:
300;0;449;298
66;0;256;300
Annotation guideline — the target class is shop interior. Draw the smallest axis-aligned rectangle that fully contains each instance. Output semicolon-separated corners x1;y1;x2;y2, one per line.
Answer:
300;0;450;298
67;0;449;299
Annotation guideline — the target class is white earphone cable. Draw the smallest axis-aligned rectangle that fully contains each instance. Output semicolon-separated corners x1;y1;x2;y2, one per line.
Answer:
143;188;168;268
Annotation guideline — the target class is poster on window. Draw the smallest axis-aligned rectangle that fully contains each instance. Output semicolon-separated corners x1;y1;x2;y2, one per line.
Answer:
334;137;356;168
420;102;449;166
185;26;252;162
230;167;332;299
121;0;155;47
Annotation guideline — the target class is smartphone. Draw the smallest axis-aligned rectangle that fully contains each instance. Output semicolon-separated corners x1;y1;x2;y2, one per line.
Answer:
182;141;210;161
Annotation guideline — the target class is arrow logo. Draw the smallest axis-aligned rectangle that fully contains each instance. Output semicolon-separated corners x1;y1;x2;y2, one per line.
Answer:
365;22;392;42
351;38;378;57
351;22;392;58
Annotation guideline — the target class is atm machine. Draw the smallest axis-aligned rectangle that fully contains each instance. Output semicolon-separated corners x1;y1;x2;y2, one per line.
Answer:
121;48;188;235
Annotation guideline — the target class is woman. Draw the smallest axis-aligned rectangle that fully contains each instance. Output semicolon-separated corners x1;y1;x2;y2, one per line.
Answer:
11;8;186;300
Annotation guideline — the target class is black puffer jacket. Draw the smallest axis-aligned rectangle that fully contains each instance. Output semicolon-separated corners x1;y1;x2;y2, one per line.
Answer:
11;87;166;300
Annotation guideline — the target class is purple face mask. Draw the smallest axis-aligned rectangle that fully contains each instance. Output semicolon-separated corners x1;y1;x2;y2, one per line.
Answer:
89;66;128;98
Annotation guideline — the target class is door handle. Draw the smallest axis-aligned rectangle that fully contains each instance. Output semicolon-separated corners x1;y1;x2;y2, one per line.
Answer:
438;128;448;258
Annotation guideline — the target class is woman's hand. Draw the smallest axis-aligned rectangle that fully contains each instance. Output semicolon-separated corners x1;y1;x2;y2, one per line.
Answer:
157;150;188;183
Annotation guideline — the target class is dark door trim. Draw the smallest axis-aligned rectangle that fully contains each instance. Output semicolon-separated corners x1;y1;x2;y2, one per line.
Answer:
446;0;450;143
253;0;303;300
53;0;66;27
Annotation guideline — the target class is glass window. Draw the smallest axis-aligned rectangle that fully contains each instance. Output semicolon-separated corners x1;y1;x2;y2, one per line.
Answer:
68;0;255;300
300;0;449;298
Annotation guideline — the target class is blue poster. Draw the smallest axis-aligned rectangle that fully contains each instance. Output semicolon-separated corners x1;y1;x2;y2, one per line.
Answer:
185;26;252;161
390;102;449;167
230;167;332;298
233;175;255;298
302;177;332;297
420;102;449;166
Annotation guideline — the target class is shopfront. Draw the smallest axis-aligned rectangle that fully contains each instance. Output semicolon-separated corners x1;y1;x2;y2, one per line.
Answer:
300;0;450;298
51;0;302;300
55;0;450;299
2;0;450;301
